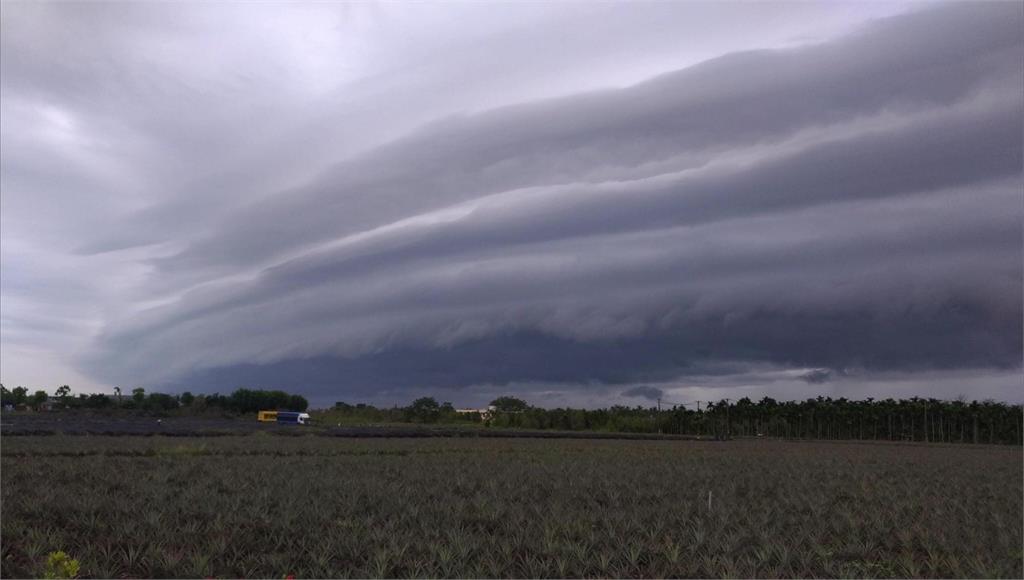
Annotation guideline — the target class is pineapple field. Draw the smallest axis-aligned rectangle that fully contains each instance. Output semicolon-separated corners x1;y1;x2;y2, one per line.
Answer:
1;435;1021;578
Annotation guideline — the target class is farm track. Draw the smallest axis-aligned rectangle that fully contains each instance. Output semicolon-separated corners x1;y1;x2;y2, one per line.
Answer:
0;413;707;440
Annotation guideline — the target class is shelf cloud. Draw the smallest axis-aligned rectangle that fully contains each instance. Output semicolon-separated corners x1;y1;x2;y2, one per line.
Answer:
2;2;1020;405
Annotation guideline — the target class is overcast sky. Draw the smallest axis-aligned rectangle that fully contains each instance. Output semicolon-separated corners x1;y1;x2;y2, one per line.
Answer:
1;1;1021;408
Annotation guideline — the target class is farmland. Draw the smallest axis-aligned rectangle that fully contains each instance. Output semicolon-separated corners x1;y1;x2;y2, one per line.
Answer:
0;413;700;440
1;435;1021;579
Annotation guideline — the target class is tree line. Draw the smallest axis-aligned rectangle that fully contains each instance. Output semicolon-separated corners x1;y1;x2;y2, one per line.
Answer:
326;395;1023;445
0;385;308;414
4;383;1019;444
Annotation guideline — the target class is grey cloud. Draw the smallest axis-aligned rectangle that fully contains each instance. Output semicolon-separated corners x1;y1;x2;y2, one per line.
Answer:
47;2;876;260
148;2;1022;277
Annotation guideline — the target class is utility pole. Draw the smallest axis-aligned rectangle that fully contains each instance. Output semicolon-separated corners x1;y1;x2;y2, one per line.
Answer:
657;398;662;434
724;398;731;440
696;400;703;436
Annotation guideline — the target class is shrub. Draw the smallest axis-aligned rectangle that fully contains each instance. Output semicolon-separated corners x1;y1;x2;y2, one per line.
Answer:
43;551;79;579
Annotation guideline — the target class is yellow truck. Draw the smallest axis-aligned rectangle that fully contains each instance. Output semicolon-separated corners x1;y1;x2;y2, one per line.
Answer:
257;410;310;424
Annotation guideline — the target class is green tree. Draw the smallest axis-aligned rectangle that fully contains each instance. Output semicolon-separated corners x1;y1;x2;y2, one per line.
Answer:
225;388;293;413
12;386;29;405
132;388;145;404
286;394;308;412
490;396;529;413
31;390;48;408
407;397;441;423
146;393;178;411
179;391;195;406
54;385;71;401
84;394;112;408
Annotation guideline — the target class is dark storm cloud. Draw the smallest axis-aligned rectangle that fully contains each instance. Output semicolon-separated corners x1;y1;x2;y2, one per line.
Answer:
4;2;1017;402
77;3;1024;399
622;386;665;401
799;369;833;385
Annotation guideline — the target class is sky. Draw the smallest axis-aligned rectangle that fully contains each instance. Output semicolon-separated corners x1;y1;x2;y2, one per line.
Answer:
1;1;1021;409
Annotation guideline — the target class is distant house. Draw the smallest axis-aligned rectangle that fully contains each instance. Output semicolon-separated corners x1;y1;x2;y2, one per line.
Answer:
455;405;497;420
2;397;62;412
38;398;61;411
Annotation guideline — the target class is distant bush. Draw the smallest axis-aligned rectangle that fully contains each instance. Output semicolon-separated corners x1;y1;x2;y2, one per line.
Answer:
83;394;112;409
405;397;441;423
184;388;308;414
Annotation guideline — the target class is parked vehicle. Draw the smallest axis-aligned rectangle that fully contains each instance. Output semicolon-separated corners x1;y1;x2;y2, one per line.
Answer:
258;410;310;425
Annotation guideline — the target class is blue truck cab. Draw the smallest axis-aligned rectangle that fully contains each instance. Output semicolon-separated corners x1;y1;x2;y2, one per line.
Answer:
275;411;311;425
